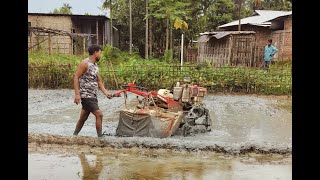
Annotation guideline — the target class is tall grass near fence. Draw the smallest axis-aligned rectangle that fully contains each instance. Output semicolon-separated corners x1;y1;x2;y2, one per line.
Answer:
28;52;291;95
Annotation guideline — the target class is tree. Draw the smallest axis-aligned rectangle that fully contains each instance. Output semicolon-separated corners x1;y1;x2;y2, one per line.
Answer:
233;0;252;20
102;0;113;46
246;0;292;11
149;0;191;51
129;0;132;54
253;0;262;10
50;3;72;14
237;0;243;31
110;0;113;47
260;0;292;11
207;0;236;31
103;0;149;56
182;0;236;42
145;0;149;59
181;0;209;44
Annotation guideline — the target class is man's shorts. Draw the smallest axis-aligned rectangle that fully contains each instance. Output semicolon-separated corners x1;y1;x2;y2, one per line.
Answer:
81;98;99;112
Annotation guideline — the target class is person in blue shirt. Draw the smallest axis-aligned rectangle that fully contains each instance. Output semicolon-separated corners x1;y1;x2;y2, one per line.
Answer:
264;39;278;69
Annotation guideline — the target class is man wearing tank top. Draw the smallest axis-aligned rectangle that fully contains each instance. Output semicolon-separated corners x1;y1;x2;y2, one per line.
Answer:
73;44;113;137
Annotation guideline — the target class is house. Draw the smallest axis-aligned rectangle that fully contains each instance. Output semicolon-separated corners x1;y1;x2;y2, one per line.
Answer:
197;31;257;67
218;10;292;61
28;13;121;55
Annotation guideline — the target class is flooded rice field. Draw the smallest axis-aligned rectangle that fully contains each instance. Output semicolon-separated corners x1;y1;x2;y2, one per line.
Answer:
29;143;291;180
28;89;292;179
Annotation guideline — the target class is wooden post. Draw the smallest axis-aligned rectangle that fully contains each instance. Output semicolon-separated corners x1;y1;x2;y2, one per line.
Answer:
228;35;233;65
110;0;113;47
70;37;73;55
149;17;152;57
240;39;243;66
238;0;242;31
30;32;33;53
180;33;184;71
48;32;52;55
281;32;285;60
104;20;108;45
249;35;254;67
96;20;99;45
83;37;86;56
197;44;200;63
103;20;105;46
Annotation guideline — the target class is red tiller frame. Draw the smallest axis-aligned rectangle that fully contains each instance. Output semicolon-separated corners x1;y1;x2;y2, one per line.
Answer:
114;83;180;109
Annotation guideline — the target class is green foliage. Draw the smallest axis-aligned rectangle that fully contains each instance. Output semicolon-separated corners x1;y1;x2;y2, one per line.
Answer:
206;0;236;31
50;3;72;14
164;49;173;63
101;44;139;65
28;52;291;95
102;0;147;54
149;0;192;51
260;0;292;11
102;44;115;62
184;0;237;41
148;0;191;21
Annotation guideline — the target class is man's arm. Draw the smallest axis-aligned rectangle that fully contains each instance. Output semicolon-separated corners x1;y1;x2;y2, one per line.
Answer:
97;75;112;98
73;61;88;104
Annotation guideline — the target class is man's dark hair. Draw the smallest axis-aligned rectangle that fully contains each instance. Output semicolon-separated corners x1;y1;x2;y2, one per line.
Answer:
268;39;272;43
88;44;101;55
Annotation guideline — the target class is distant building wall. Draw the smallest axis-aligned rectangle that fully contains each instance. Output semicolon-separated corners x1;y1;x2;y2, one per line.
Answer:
28;15;72;54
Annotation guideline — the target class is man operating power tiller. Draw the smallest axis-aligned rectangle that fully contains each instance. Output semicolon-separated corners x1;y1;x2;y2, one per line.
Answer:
73;44;113;137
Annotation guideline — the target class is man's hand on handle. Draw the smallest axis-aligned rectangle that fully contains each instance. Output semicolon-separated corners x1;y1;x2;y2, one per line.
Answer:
106;93;113;99
106;93;121;99
113;93;121;97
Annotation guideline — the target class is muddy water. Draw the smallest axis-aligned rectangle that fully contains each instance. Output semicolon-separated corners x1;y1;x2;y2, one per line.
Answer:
29;143;291;180
183;95;292;144
28;89;291;153
28;89;292;179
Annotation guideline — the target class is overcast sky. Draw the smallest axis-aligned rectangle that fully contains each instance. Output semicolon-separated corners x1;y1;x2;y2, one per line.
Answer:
28;0;110;16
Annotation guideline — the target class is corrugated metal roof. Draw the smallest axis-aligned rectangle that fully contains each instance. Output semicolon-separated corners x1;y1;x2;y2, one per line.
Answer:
248;22;271;27
28;13;109;19
214;31;255;39
218;10;292;28
213;31;232;39
200;31;254;35
197;31;255;42
197;35;212;43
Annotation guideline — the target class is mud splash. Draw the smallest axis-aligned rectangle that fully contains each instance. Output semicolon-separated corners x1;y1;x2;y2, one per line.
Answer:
29;133;291;155
29;143;291;180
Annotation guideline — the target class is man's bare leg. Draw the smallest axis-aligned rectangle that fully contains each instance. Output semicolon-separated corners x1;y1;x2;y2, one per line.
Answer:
73;109;90;136
92;110;103;137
